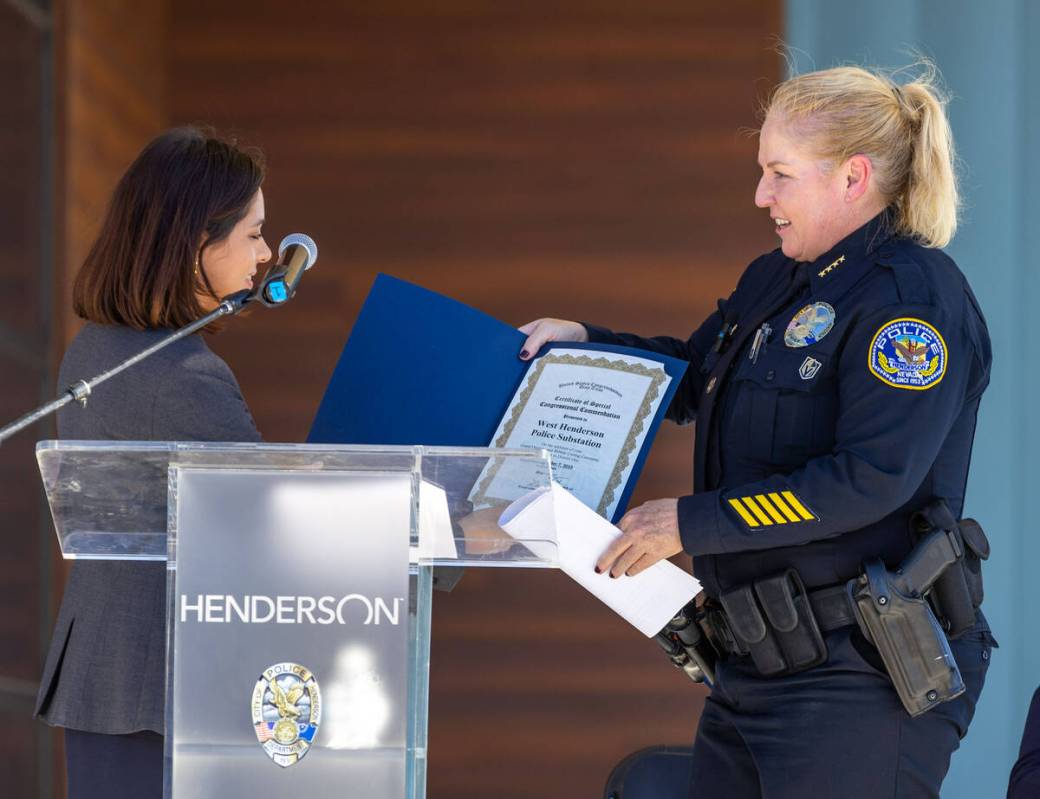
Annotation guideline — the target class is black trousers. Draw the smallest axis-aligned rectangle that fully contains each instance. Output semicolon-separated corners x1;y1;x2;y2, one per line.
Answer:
688;624;994;798
65;729;164;799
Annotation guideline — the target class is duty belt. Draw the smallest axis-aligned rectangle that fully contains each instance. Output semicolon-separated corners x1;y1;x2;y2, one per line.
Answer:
656;520;987;718
702;581;857;659
693;570;858;677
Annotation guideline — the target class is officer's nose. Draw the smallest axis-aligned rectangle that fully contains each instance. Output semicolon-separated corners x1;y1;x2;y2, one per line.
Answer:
754;175;772;208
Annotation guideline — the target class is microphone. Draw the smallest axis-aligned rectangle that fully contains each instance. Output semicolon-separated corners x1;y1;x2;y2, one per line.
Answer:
256;233;319;306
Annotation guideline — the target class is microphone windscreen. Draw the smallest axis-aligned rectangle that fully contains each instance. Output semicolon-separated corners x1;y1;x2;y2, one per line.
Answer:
278;233;318;269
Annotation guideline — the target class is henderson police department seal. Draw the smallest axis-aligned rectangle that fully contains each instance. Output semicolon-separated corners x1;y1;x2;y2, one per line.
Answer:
251;662;322;768
868;317;948;391
784;302;836;347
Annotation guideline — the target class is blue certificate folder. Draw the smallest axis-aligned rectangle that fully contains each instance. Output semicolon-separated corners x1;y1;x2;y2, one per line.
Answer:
307;274;688;522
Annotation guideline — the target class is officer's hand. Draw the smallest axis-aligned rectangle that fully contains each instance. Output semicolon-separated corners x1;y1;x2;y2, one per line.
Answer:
518;318;588;361
596;498;683;577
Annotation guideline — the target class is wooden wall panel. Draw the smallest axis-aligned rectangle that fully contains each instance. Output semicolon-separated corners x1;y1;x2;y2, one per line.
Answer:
0;2;55;796
164;2;782;796
0;0;47;682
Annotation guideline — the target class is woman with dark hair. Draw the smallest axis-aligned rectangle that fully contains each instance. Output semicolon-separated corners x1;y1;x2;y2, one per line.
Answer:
34;126;270;798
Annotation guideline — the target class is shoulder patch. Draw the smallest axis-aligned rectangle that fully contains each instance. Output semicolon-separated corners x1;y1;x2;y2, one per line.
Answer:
868;317;947;390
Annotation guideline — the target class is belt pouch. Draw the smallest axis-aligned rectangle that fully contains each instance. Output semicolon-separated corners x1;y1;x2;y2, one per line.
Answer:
930;559;976;638
958;518;989;608
719;585;787;676
932;519;989;638
754;570;828;672
911;502;990;638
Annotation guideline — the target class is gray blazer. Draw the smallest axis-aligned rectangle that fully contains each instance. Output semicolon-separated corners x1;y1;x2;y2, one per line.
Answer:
35;323;261;734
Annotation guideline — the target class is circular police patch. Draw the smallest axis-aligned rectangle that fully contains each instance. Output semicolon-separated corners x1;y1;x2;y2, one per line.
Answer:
868;318;947;391
784;302;836;347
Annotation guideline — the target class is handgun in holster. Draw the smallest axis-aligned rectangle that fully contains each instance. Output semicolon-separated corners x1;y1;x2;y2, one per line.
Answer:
846;527;967;718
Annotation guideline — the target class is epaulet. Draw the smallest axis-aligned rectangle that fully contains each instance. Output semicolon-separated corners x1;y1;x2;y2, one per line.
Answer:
876;244;932;306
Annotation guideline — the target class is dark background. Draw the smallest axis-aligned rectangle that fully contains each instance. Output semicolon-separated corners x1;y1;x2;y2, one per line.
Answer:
1;1;781;795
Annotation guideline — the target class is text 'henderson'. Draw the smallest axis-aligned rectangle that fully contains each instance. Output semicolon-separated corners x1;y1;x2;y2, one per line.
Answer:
179;594;404;626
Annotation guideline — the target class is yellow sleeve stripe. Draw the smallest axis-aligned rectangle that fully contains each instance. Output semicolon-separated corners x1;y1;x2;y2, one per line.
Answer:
768;492;802;523
781;491;817;521
726;491;818;528
741;496;775;526
754;494;787;524
727;498;760;527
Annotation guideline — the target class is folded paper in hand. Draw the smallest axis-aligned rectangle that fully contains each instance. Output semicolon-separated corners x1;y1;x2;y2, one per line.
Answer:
498;482;700;637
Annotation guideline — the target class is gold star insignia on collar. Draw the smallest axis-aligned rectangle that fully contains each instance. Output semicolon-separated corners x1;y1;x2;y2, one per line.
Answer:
818;254;845;278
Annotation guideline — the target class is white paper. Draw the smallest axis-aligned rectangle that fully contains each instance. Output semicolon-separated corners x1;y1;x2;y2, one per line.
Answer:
499;482;700;637
410;480;459;563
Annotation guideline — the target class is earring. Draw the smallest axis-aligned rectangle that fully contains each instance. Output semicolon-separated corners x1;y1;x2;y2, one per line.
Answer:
194;253;201;276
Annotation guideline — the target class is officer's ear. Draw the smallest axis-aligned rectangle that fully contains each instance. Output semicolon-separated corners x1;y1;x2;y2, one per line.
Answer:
843;154;874;203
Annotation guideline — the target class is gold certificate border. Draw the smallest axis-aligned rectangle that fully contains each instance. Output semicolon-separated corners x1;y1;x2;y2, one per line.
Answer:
472;352;668;515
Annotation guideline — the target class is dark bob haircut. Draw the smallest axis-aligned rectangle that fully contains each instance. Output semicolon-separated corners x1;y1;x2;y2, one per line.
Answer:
73;126;265;329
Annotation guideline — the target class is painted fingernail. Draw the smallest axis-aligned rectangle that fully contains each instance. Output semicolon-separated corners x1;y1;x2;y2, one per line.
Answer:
594;566;602;574
520;350;529;359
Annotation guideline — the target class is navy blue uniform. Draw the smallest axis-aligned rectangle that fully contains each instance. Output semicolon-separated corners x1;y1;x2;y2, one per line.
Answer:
586;214;995;798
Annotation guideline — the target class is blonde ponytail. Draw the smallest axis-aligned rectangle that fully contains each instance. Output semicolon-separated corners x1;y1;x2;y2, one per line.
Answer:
896;79;959;247
766;61;960;248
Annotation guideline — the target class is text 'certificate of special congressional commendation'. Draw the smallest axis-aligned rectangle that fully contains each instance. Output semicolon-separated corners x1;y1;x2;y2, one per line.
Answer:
470;346;672;522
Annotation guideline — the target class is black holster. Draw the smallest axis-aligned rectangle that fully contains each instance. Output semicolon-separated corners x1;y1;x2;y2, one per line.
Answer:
847;528;967;717
910;500;991;638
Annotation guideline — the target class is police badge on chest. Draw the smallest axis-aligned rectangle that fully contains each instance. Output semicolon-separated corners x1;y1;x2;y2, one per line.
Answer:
785;302;836;348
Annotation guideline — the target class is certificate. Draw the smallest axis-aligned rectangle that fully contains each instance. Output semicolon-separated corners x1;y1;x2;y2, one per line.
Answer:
470;345;677;521
309;276;686;523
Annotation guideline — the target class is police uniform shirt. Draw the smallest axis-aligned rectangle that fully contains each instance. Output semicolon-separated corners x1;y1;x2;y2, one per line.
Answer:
585;213;991;597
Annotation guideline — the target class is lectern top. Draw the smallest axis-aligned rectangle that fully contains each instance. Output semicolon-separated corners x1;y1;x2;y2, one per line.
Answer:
36;441;557;565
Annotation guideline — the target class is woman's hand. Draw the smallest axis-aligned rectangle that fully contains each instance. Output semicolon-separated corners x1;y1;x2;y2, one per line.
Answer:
596;498;683;577
518;318;589;361
457;506;515;555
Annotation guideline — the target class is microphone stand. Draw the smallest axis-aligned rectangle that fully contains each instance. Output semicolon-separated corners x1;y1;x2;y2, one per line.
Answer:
0;289;253;447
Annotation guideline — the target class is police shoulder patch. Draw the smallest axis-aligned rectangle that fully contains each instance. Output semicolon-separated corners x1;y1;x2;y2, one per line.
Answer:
868;317;947;391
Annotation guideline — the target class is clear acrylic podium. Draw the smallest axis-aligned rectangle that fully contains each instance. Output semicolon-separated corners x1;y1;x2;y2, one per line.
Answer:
37;441;559;799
